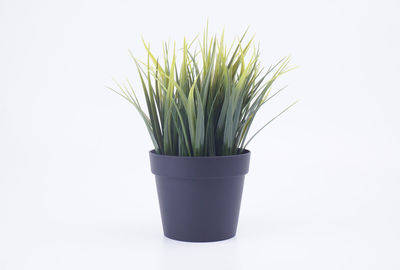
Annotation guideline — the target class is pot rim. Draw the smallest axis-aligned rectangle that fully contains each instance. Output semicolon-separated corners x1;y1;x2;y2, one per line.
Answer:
149;149;251;178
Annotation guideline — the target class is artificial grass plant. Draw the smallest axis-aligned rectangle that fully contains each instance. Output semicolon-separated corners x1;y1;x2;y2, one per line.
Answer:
110;27;296;156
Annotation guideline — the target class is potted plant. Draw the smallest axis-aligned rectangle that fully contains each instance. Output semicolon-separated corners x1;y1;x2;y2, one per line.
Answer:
109;27;296;242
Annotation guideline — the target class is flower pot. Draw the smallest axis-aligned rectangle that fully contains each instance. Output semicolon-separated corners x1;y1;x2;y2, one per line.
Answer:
149;150;251;242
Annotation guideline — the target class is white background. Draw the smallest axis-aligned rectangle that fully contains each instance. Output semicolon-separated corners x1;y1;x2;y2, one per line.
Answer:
1;0;399;269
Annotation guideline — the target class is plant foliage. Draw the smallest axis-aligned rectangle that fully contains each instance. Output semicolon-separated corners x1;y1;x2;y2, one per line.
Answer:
110;27;296;156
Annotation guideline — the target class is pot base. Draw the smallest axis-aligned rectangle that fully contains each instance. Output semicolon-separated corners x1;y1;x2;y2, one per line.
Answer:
163;233;236;243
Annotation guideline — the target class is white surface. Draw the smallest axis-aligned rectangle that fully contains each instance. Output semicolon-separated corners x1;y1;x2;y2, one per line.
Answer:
1;0;400;269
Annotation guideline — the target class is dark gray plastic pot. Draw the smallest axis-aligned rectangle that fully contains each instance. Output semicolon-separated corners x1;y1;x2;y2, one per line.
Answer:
149;150;251;242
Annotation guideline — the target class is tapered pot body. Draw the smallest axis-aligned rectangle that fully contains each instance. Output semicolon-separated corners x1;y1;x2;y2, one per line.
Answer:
149;150;251;242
